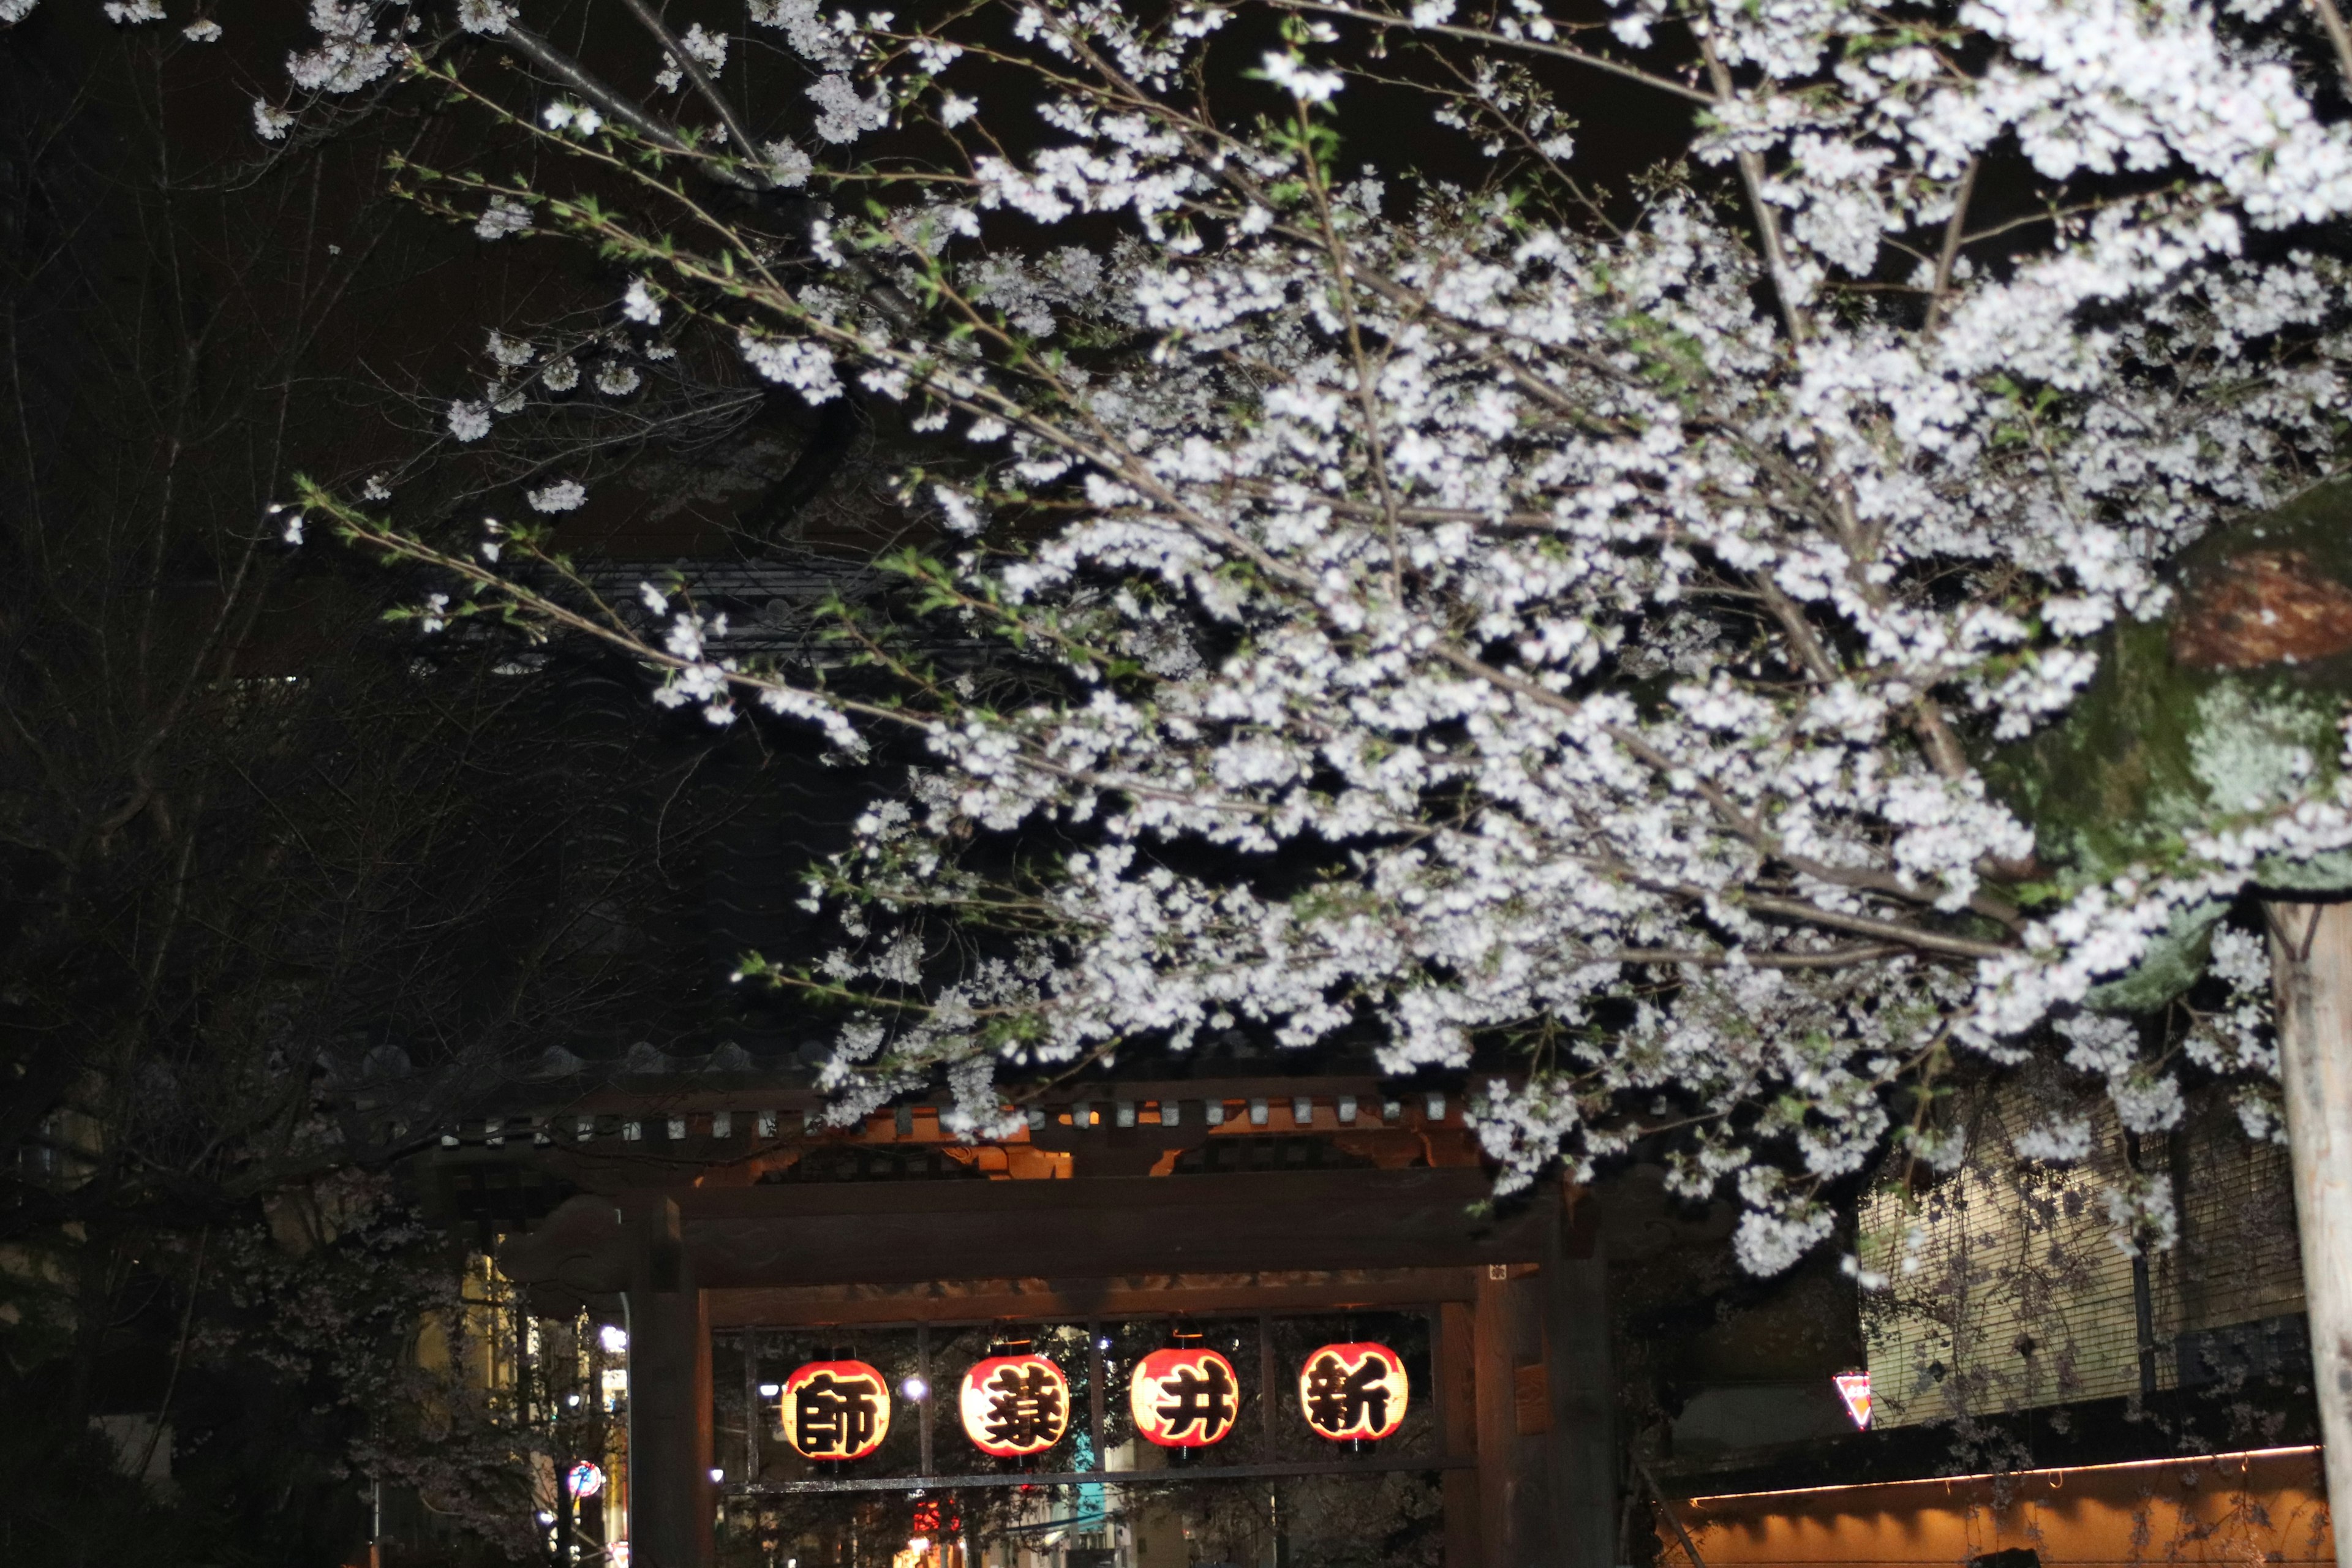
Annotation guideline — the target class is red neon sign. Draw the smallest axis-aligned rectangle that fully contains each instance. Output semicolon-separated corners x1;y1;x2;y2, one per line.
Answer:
1833;1371;1871;1430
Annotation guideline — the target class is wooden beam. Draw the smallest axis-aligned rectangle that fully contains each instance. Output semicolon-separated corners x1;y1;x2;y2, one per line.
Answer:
731;1451;1471;1496
511;1073;1417;1118
503;1170;1550;1292
706;1269;1479;1329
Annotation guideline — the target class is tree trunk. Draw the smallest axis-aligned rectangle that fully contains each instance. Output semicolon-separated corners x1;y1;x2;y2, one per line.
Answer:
2265;898;2352;1562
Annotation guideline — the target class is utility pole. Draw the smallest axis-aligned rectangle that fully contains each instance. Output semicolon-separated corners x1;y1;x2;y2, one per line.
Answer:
2266;900;2352;1568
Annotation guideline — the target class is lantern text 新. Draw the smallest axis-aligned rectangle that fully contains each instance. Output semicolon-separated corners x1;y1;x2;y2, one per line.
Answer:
1297;1343;1408;1441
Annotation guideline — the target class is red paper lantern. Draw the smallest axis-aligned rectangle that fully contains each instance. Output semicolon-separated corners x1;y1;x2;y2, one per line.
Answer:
959;1353;1071;1457
1129;1346;1240;1447
779;1359;891;1460
1296;1342;1409;1441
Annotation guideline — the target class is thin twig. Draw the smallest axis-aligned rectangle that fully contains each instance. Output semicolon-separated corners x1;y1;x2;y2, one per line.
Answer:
497;23;701;159
1924;156;1979;336
1268;0;1717;105
611;0;771;172
135;1226;208;1482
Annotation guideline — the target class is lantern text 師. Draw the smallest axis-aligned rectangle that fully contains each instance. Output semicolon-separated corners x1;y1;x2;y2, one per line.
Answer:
780;1360;892;1461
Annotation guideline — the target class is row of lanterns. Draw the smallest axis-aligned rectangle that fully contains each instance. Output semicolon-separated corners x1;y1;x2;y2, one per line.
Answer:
772;1341;1409;1463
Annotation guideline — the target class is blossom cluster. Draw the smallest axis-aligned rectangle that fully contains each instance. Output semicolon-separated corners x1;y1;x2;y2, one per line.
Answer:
274;0;2352;1267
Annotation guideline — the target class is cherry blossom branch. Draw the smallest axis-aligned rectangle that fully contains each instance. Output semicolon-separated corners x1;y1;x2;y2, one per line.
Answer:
1924;156;1980;337
1264;0;1718;105
1422;642;2019;951
1694;29;1812;348
2309;0;2352;101
1599;943;1910;970
496;23;702;162
609;0;771;173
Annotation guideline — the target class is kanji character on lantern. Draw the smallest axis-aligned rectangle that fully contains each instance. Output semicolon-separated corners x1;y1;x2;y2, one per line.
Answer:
1296;1343;1409;1442
1129;1346;1240;1448
959;1352;1071;1458
780;1360;891;1461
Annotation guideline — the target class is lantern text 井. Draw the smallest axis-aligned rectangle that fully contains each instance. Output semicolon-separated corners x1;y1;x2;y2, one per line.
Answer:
1129;1346;1240;1448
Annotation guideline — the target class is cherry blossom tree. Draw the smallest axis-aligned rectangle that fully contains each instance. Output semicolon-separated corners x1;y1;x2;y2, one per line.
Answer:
81;0;2352;1526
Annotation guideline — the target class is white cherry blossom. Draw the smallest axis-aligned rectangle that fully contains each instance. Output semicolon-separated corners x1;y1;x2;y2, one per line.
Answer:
281;0;2352;1266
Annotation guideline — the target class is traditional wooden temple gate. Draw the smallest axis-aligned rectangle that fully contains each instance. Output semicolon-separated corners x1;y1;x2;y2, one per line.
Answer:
477;1075;1615;1568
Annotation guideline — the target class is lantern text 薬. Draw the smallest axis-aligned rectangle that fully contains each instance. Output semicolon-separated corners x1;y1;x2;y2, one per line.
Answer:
959;1353;1071;1457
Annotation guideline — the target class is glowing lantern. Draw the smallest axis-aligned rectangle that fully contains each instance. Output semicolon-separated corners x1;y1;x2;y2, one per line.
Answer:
959;1353;1071;1457
780;1359;892;1460
1129;1346;1240;1448
1296;1342;1409;1441
564;1460;605;1499
1833;1371;1871;1430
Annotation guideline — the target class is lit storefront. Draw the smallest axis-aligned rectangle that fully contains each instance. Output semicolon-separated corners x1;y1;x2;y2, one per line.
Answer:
1661;1446;2333;1568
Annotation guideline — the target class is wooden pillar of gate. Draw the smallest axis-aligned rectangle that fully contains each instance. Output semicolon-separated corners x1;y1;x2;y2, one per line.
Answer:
1476;1268;1520;1564
625;1195;715;1568
1545;1201;1616;1568
1456;1202;1616;1568
1439;1298;1483;1568
1474;1265;1558;1568
1430;1266;1553;1567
